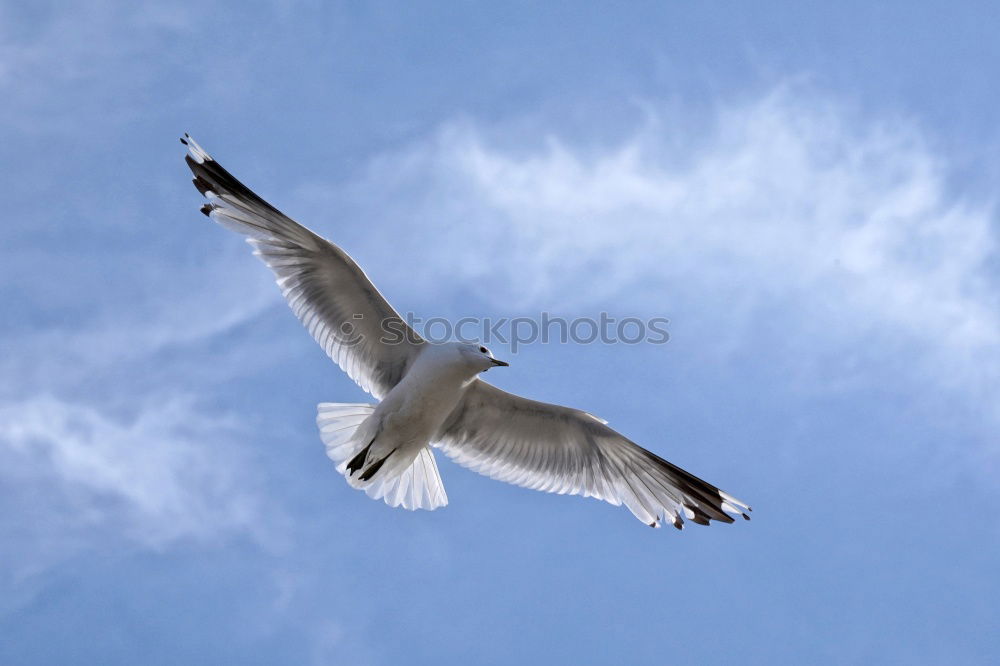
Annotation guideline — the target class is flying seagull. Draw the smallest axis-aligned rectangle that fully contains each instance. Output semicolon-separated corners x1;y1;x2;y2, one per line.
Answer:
180;134;750;530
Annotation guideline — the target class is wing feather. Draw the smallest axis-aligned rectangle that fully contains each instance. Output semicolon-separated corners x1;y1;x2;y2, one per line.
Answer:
437;380;750;528
181;135;423;399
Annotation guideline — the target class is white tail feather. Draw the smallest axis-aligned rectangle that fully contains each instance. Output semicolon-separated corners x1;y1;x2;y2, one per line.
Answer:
359;447;448;511
317;402;376;465
316;402;448;511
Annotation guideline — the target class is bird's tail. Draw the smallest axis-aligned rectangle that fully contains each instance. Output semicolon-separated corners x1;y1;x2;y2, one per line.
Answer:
317;402;448;511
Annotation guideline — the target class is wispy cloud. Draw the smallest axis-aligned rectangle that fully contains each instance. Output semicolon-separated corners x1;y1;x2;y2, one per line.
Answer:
322;86;999;422
0;251;283;597
0;393;284;621
0;394;266;547
0;253;279;397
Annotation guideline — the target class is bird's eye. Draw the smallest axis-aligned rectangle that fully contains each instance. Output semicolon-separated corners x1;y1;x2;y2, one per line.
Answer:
479;346;488;354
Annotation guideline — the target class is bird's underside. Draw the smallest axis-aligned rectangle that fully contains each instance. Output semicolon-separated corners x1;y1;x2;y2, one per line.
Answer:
181;134;751;530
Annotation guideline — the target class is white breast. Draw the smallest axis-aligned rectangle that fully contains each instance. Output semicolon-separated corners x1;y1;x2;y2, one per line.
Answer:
373;345;477;452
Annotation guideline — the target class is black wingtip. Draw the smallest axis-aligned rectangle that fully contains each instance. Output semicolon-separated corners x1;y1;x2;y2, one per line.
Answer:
742;513;751;521
192;175;213;196
180;136;188;146
199;204;213;217
181;146;286;218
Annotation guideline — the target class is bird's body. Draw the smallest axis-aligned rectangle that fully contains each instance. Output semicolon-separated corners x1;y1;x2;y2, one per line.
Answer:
343;343;489;486
181;134;751;530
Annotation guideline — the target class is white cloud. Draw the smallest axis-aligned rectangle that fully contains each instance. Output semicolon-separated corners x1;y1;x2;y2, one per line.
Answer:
321;87;999;419
0;251;283;590
0;394;265;546
0;2;289;571
0;392;281;609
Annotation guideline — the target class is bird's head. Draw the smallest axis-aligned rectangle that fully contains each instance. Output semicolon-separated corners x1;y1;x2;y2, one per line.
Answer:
457;342;510;373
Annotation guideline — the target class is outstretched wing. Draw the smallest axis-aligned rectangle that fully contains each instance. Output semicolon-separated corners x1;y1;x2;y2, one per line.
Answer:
437;380;750;528
182;135;423;399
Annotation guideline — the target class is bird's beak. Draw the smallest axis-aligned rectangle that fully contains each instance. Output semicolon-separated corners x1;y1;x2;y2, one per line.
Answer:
490;358;510;367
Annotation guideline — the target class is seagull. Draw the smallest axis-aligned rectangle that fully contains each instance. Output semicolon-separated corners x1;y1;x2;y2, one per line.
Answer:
181;134;751;530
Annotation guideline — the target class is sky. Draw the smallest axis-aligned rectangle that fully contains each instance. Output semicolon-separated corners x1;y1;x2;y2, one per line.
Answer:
2;1;999;663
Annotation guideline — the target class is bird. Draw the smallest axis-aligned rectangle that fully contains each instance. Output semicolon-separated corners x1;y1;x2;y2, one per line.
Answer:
180;134;751;530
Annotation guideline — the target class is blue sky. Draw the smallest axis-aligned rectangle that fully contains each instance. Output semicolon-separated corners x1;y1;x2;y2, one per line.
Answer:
2;1;999;663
